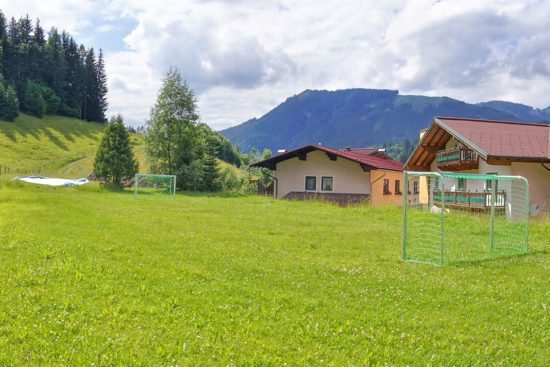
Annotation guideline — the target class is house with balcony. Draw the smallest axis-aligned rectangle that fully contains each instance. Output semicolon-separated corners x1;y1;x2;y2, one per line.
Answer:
405;117;550;214
251;144;404;206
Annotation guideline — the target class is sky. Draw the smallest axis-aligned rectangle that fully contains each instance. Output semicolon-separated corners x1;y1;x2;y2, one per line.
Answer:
1;0;549;129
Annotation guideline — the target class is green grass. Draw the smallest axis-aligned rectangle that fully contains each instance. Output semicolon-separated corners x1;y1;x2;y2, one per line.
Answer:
0;114;145;178
0;181;548;365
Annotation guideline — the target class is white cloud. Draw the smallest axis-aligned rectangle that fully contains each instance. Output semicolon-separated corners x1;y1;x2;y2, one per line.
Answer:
2;0;550;128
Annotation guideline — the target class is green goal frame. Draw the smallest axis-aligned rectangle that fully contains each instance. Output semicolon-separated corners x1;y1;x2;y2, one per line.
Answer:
402;172;529;265
134;174;177;197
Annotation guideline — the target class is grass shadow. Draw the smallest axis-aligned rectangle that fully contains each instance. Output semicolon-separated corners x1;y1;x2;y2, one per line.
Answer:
42;128;69;151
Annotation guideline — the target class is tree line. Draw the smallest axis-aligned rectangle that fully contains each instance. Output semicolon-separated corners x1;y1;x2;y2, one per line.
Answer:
94;69;249;192
0;10;107;122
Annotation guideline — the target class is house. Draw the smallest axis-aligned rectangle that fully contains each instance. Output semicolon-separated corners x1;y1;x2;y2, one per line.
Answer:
405;116;550;213
251;145;404;205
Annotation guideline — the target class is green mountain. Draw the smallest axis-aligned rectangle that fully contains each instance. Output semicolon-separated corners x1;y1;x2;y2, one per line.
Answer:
221;89;550;153
476;101;550;123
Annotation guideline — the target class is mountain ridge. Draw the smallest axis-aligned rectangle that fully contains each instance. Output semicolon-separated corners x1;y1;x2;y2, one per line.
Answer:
220;89;550;153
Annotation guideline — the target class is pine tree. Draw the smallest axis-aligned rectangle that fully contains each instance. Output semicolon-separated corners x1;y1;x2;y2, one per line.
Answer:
33;19;45;46
96;49;108;122
93;115;138;184
21;79;45;117
44;28;66;107
0;80;6;119
201;144;221;191
83;48;100;121
145;68;203;190
0;11;6;39
4;84;19;121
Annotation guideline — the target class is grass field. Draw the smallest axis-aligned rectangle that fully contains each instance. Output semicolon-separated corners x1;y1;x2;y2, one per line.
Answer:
0;114;146;178
0;181;548;365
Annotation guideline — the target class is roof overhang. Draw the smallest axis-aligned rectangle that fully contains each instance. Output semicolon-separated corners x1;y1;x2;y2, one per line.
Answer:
251;144;403;171
405;117;550;170
405;117;488;170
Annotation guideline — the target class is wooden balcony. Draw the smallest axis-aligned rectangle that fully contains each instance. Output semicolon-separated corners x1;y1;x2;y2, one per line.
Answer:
434;190;506;211
436;146;478;170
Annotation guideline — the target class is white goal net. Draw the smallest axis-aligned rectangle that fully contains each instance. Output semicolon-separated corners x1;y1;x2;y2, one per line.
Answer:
134;174;176;196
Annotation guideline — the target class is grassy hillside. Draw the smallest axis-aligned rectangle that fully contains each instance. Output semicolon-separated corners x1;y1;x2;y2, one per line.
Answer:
0;183;548;364
0;114;146;178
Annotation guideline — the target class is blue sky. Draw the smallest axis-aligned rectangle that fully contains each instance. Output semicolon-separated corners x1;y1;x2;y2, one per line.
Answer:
2;0;549;129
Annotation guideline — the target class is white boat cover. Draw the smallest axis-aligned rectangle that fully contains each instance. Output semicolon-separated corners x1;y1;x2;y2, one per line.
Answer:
16;175;89;187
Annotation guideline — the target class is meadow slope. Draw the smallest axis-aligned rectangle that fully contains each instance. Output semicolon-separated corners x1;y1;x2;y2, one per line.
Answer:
0;114;146;178
0;182;548;365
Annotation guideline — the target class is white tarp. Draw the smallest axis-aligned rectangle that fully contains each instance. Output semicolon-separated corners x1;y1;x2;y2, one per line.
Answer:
16;175;89;187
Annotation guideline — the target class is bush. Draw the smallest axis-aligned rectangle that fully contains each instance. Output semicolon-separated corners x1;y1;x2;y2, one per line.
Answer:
220;167;240;191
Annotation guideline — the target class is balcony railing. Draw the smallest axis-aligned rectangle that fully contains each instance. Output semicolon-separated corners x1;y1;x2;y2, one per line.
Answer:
436;146;478;170
434;190;506;210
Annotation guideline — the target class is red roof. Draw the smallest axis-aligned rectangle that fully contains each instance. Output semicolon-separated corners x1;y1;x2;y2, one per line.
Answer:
345;148;377;156
437;117;549;160
251;145;404;171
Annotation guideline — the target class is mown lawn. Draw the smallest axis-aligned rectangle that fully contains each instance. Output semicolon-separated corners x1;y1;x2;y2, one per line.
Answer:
0;182;548;365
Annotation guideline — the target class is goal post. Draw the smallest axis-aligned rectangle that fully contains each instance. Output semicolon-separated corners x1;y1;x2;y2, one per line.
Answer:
402;171;529;265
134;174;176;197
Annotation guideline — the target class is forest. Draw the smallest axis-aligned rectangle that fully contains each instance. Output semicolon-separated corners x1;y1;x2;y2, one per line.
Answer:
0;10;107;122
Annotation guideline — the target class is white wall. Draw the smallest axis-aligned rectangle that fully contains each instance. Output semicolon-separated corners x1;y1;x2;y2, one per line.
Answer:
512;162;550;212
275;150;371;198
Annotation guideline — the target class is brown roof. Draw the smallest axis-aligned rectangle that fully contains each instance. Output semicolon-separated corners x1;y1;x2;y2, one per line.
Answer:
437;117;549;160
251;145;404;171
406;117;550;170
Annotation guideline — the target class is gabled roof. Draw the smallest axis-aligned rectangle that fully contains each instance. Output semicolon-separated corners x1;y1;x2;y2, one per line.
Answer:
406;117;550;170
251;145;404;172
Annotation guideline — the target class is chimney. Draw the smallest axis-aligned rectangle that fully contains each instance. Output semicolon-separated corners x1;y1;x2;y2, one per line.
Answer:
345;147;351;151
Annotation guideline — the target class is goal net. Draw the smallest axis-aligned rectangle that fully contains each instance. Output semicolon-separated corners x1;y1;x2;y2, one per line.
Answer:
402;172;528;265
134;174;176;196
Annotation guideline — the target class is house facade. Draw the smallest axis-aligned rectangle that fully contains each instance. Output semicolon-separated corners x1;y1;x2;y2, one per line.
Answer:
405;117;550;214
251;145;404;205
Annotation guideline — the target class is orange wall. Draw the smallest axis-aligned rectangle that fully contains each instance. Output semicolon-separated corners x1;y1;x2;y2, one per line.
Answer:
370;170;404;206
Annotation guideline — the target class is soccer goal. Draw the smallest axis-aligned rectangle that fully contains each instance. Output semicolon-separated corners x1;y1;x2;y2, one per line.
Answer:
402;172;529;265
134;174;176;197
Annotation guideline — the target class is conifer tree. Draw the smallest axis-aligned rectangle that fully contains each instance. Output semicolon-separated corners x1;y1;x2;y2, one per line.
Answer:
0;11;110;122
83;48;100;121
96;49;108;122
201;144;221;191
93;115;138;184
3;84;19;121
5;85;19;120
21;79;45;117
0;80;6;118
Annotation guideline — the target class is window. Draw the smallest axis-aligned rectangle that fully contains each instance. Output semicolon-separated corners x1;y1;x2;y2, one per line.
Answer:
413;181;419;194
321;176;333;191
383;179;390;194
457;178;466;190
395;179;401;194
485;173;498;191
305;176;316;191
